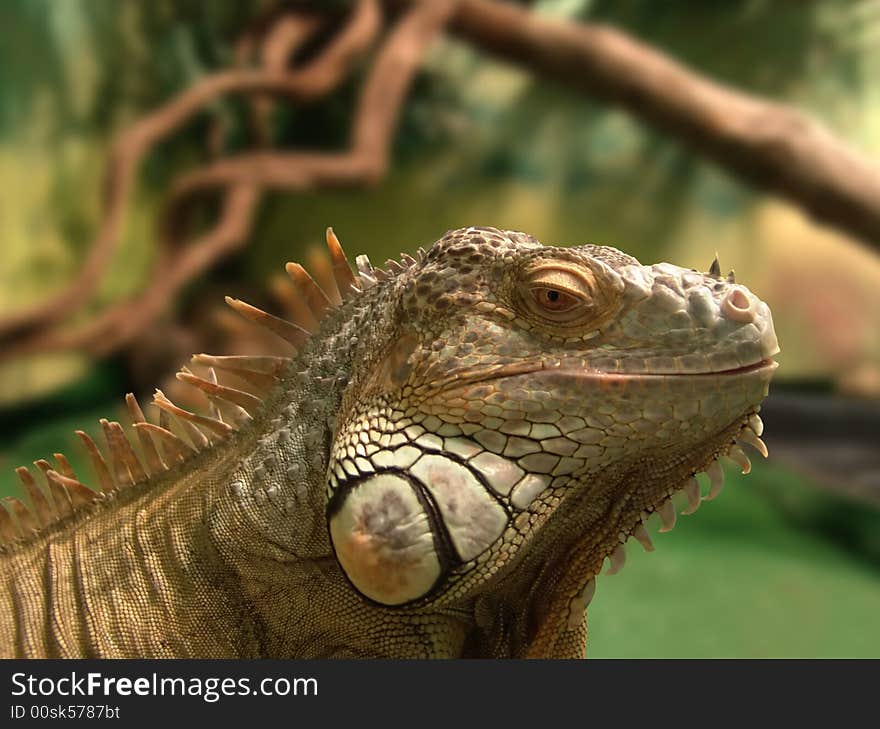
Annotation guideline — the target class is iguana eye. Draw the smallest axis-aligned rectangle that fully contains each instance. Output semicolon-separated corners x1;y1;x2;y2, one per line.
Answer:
532;287;580;313
521;265;596;322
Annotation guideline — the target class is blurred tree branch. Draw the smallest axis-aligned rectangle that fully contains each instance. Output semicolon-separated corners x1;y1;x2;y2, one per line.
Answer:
2;0;880;366
0;0;383;356
434;0;880;248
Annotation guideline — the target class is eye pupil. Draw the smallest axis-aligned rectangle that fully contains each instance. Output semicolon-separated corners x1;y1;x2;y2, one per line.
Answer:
533;287;577;313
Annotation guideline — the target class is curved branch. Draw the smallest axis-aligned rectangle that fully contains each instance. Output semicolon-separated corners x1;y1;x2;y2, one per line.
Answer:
169;0;461;197
423;0;880;248
19;186;260;356
249;12;325;145
0;0;381;347
0;0;461;359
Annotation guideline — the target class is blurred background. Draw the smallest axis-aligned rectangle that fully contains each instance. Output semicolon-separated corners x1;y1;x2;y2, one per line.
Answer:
1;0;879;656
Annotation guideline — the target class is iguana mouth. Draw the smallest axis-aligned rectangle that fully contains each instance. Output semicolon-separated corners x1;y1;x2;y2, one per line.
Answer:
696;358;778;376
555;357;779;379
431;356;778;396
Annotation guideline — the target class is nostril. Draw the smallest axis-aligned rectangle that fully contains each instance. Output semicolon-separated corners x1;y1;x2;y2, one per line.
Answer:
728;288;749;310
722;287;754;323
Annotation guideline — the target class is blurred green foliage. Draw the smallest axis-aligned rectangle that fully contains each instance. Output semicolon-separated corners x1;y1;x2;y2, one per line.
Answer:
590;461;880;657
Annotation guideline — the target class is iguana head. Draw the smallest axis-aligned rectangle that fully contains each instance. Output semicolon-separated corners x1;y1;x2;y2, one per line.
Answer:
326;226;779;655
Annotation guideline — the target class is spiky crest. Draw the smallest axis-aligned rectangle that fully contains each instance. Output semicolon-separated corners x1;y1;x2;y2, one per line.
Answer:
0;228;421;551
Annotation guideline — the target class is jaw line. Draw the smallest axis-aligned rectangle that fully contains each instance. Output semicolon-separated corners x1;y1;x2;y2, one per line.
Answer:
572;358;779;382
432;357;778;395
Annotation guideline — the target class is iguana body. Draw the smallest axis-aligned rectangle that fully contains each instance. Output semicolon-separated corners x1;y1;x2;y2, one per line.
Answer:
0;227;778;658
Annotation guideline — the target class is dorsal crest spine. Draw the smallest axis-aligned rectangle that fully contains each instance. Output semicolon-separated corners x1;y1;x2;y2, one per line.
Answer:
1;228;420;550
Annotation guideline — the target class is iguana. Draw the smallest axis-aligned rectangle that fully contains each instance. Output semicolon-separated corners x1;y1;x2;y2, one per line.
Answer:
0;227;778;658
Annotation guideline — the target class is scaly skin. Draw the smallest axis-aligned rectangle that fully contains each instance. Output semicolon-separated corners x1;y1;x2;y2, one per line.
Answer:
0;227;778;658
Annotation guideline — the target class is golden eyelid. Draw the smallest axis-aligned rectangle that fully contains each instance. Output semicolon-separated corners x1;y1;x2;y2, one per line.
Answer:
527;268;596;299
519;261;621;330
